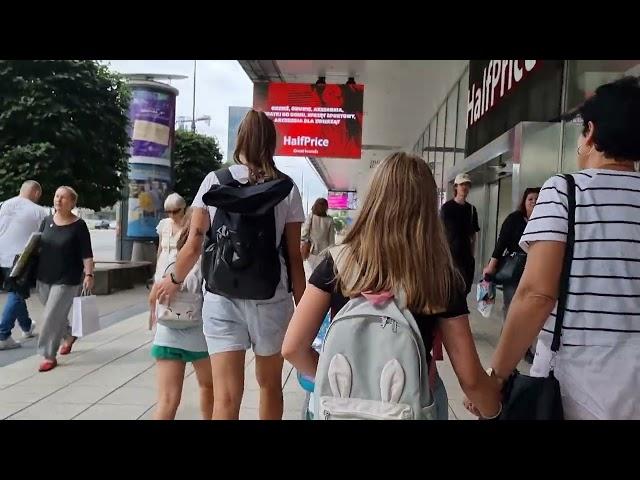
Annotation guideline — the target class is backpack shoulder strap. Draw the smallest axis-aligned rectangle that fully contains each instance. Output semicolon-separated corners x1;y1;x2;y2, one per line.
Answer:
214;167;234;186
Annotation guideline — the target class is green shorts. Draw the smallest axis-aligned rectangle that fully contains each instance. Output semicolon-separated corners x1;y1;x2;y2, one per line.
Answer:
151;345;209;363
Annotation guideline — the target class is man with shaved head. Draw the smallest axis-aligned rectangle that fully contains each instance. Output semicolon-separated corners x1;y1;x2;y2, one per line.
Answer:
0;180;47;350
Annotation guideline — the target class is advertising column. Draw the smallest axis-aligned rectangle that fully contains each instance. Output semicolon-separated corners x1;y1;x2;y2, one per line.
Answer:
117;80;178;261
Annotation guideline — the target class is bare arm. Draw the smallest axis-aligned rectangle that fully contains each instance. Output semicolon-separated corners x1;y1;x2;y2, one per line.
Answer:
440;315;502;417
174;207;208;282
83;257;94;276
490;240;565;380
82;257;94;292
148;283;159;329
285;221;306;305
282;284;330;377
156;207;208;302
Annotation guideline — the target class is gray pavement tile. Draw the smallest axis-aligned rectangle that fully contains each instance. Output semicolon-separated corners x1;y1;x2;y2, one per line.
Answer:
8;402;93;420
0;402;32;419
99;386;157;406
73;403;149;420
45;384;118;404
0;384;61;403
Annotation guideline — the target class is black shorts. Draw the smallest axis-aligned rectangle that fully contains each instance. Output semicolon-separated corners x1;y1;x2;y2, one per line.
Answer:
455;258;475;295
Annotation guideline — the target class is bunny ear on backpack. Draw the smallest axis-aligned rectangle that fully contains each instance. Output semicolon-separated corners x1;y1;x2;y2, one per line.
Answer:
328;353;353;398
380;359;405;404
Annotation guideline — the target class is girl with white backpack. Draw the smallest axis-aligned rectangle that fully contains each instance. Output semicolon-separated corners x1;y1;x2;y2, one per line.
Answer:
149;205;213;420
282;152;502;420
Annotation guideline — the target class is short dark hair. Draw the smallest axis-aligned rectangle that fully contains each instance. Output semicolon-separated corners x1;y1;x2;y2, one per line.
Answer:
578;76;640;161
518;187;540;215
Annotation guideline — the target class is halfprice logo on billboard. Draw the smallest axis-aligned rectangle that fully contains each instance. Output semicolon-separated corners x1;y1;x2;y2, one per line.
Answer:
253;82;364;159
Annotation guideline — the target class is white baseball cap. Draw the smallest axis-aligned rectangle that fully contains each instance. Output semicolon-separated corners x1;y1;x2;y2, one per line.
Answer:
454;173;472;185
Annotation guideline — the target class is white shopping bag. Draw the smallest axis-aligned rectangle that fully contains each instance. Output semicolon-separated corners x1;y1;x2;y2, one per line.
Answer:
71;290;100;337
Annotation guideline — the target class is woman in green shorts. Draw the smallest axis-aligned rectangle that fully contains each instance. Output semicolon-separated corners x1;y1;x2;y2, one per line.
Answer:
149;203;213;420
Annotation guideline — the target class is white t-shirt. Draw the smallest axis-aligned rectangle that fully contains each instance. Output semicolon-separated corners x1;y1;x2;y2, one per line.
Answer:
192;164;305;298
0;196;48;268
521;169;640;419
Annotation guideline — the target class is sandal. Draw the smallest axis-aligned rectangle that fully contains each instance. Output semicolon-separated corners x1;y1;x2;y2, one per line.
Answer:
39;358;57;372
59;336;77;355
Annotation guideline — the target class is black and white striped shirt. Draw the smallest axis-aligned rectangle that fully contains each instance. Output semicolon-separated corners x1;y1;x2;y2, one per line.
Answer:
520;169;640;347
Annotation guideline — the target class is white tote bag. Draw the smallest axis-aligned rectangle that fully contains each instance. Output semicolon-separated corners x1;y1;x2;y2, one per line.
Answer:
71;290;101;337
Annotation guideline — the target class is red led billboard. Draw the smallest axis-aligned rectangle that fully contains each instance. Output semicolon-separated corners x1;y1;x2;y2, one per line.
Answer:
253;82;364;159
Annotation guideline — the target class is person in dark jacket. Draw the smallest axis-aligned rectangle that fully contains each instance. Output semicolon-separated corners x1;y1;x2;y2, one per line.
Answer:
483;187;539;362
483;188;540;312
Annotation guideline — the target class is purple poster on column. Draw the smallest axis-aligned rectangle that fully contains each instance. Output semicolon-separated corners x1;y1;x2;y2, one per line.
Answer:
127;87;176;166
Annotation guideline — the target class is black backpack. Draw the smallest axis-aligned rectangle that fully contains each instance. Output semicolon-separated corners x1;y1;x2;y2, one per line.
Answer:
201;168;294;300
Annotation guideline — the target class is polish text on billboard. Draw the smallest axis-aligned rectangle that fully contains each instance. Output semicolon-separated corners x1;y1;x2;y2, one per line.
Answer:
253;82;364;159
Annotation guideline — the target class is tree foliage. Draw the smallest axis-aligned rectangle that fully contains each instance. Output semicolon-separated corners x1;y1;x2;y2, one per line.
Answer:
0;60;131;210
173;130;223;204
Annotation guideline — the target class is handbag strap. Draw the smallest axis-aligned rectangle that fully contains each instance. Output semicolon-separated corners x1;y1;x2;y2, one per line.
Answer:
550;174;576;353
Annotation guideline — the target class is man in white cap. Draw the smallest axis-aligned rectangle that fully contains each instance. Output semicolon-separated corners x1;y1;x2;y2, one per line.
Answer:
440;173;480;295
0;180;47;350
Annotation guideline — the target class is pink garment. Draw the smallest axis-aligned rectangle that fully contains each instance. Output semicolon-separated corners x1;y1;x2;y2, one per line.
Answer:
361;290;395;305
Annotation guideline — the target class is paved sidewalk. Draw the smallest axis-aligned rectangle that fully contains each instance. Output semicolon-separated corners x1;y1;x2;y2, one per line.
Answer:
0;312;306;420
0;288;528;420
0;285;150;367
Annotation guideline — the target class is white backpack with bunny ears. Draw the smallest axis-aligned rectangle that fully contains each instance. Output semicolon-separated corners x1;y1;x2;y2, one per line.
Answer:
313;246;436;420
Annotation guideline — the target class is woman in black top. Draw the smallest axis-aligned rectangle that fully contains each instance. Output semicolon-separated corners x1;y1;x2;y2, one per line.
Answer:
483;188;539;324
37;186;94;372
282;152;502;420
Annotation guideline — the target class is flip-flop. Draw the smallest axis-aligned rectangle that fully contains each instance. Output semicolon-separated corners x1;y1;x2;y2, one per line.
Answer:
39;359;57;372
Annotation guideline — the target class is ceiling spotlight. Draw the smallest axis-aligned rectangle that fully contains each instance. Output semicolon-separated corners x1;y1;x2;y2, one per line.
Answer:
316;76;326;85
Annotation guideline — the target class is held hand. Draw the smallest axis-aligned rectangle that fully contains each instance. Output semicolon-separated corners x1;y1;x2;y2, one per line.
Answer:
83;275;94;293
482;265;496;278
463;397;482;417
155;276;180;304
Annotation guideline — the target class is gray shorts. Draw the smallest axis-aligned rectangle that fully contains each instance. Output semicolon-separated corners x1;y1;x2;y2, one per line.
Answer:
202;293;294;357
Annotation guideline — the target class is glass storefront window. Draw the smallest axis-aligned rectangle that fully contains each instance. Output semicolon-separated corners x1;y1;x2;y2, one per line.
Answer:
566;60;640;111
444;83;459;188
435;104;446;190
428;121;435;167
455;68;469;165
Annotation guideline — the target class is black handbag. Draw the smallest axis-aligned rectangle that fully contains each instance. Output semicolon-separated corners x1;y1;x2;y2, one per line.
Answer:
494;252;527;285
499;174;576;421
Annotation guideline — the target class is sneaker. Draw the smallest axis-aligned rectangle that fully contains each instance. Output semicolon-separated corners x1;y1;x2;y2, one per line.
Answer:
0;337;22;350
22;322;36;339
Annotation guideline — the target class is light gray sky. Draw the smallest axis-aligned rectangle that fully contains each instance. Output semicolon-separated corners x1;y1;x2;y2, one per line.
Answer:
102;60;326;214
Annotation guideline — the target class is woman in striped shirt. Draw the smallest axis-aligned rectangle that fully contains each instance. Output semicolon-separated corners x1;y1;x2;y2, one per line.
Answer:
481;76;640;419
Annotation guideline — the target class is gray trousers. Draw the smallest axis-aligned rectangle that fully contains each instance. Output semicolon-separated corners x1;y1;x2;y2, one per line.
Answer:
37;281;81;359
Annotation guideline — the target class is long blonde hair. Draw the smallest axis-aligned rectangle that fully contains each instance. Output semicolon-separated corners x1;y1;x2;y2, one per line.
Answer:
336;152;459;314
